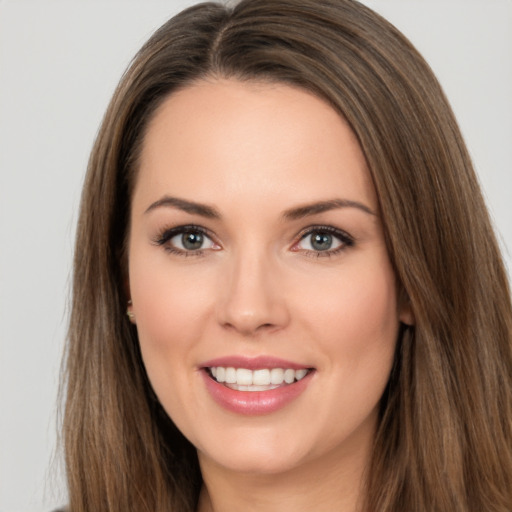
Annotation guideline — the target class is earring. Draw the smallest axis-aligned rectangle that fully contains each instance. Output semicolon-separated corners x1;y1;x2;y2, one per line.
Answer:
126;300;135;322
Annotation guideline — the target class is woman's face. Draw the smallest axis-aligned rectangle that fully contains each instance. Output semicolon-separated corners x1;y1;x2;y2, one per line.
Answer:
128;79;410;477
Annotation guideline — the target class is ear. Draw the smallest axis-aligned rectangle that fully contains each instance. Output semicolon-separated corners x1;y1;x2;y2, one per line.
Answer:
124;276;137;324
126;299;136;324
398;289;415;326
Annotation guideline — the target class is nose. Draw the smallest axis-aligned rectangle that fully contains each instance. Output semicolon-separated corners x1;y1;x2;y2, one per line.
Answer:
216;249;290;337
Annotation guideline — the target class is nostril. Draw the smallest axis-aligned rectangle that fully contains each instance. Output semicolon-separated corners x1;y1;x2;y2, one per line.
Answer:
222;319;282;336
215;278;291;335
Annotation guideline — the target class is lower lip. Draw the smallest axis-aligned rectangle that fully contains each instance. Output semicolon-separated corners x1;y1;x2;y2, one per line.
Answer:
201;370;314;415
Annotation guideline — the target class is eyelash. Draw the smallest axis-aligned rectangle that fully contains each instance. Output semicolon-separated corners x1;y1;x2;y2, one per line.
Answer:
152;224;355;258
152;224;216;257
293;225;355;258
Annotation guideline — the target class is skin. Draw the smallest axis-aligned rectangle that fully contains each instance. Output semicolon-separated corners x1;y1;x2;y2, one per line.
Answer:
127;79;413;512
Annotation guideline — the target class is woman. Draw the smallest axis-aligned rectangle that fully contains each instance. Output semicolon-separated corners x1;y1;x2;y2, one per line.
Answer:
62;0;512;510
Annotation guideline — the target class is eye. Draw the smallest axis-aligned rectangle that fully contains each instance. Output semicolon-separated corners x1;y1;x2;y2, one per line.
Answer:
293;226;354;256
153;225;219;255
171;230;214;251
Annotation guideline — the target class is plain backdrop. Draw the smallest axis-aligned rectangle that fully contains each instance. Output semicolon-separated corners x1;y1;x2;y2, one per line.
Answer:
0;1;511;510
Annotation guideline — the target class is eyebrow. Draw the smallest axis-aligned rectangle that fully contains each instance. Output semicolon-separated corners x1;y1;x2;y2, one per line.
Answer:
144;195;376;220
282;199;376;220
144;196;221;218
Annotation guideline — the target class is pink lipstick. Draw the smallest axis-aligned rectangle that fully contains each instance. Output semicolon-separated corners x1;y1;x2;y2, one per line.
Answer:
200;356;315;415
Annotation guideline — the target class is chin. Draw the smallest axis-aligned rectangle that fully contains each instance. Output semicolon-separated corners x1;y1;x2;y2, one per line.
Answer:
193;423;323;477
203;446;307;476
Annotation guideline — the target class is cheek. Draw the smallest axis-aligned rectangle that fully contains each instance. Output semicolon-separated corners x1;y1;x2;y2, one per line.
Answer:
299;254;399;366
131;254;209;334
128;249;217;391
296;256;399;440
128;255;219;428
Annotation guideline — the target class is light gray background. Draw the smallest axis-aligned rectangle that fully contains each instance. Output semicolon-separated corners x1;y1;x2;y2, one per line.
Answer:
0;1;510;511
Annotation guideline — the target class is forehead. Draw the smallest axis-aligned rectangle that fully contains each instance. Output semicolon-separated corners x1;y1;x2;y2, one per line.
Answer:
134;78;377;214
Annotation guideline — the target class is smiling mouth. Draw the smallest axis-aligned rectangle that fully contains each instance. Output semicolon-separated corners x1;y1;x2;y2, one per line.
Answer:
206;367;313;392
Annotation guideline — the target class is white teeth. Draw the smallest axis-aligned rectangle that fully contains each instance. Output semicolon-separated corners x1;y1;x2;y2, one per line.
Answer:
229;384;280;391
236;368;253;386
253;369;270;386
270;368;284;384
284;369;295;384
216;367;226;383
225;367;236;384
295;369;308;380
209;366;310;388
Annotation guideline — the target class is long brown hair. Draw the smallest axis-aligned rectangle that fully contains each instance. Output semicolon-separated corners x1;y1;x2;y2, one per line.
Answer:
63;0;512;510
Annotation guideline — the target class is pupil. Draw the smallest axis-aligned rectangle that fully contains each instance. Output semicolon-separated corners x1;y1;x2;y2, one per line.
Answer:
311;232;332;251
182;232;203;250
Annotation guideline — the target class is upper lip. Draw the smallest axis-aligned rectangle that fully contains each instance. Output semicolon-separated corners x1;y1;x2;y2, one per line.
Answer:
200;355;313;371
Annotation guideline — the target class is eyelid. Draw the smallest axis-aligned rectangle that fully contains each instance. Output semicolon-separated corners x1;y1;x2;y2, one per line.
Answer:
152;223;354;257
291;225;355;255
152;224;220;255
